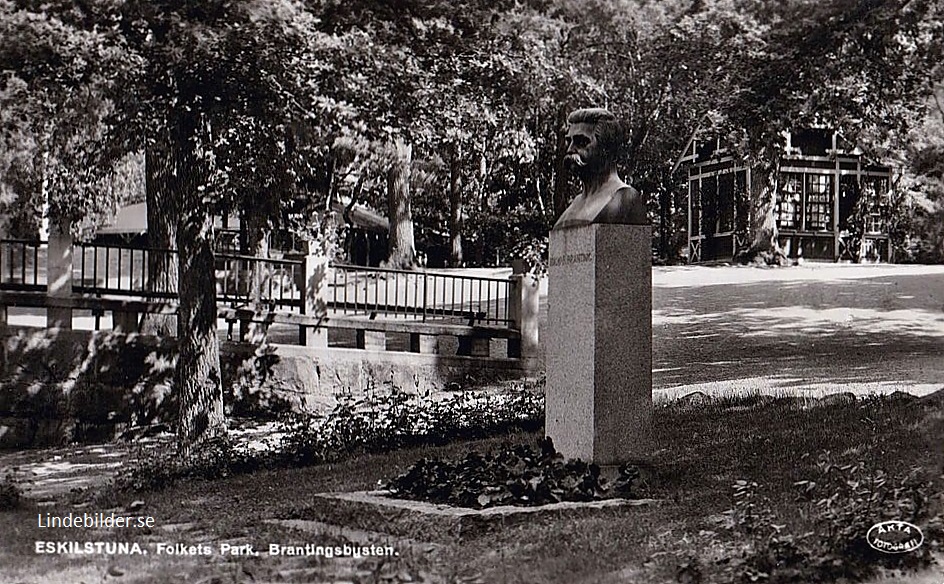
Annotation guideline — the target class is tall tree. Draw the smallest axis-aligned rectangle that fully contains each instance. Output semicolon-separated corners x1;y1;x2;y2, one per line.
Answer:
140;126;178;336
674;0;944;262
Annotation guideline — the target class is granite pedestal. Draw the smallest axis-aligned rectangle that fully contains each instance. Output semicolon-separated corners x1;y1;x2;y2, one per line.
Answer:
546;223;651;464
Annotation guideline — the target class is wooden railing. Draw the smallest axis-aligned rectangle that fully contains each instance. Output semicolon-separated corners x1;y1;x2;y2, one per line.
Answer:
74;242;174;297
0;239;45;291
0;239;540;360
215;252;304;310
68;241;513;324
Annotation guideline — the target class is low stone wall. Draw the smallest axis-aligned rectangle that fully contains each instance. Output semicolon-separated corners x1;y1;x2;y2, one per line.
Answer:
232;343;541;412
0;328;176;448
0;326;541;449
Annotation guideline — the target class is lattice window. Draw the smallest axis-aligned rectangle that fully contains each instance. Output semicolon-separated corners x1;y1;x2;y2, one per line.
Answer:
805;174;832;231
776;174;801;229
862;177;888;234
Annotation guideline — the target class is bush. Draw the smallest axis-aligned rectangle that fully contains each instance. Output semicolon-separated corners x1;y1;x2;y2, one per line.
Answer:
116;380;545;492
712;455;943;583
114;437;264;492
386;437;640;509
0;472;22;510
279;380;544;465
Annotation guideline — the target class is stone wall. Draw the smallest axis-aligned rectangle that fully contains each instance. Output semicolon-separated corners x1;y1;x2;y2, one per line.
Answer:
0;326;540;449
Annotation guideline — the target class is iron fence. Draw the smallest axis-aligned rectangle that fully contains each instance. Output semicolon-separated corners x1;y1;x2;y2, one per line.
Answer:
215;253;303;309
329;264;512;325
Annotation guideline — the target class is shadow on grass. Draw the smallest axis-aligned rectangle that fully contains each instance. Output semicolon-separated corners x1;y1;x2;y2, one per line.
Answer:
54;392;939;584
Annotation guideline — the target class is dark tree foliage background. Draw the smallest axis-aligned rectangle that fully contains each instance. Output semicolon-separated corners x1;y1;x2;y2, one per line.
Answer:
2;0;942;449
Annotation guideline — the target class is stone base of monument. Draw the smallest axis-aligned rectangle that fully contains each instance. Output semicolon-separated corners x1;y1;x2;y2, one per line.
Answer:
299;491;657;543
546;223;652;465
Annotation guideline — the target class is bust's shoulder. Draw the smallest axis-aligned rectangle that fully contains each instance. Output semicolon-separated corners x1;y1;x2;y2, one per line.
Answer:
594;184;646;225
614;184;640;202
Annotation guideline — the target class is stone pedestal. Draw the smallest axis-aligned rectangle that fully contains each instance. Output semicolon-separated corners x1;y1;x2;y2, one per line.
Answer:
546;223;651;464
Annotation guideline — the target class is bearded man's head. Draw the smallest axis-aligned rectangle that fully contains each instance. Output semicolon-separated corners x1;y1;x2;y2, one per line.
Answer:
564;108;625;182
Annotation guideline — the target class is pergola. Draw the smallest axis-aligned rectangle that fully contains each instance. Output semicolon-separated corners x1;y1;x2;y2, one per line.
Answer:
675;128;894;263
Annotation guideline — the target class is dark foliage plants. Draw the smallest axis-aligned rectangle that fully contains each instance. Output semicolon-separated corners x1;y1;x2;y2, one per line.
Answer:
0;471;22;510
698;454;944;584
386;437;640;509
116;381;545;492
279;381;545;466
114;437;264;493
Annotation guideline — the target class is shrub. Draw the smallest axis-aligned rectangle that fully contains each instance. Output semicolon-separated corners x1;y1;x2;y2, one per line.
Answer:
114;437;264;492
0;472;22;510
386;437;641;508
278;380;544;465
116;380;545;492
714;455;943;583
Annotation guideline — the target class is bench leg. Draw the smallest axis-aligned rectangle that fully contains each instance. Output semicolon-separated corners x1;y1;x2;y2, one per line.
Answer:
300;326;327;348
239;318;252;342
113;311;139;333
507;338;522;358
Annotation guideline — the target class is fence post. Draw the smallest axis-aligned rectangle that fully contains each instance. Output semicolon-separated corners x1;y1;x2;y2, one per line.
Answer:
299;249;329;347
508;264;540;358
46;218;73;329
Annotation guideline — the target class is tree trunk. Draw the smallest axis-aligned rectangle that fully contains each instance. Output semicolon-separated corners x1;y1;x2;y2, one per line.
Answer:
141;126;179;335
448;142;463;267
743;159;790;265
173;112;225;456
384;139;415;269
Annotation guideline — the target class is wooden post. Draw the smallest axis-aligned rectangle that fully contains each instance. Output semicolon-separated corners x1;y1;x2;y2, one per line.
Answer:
833;158;841;259
46;219;73;329
687;179;692;263
299;249;328;347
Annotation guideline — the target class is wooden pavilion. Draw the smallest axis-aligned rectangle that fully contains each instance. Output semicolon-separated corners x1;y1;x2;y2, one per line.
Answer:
675;128;894;263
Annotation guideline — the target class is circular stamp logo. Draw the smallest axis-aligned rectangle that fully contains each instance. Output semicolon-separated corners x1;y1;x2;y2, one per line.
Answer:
866;521;924;554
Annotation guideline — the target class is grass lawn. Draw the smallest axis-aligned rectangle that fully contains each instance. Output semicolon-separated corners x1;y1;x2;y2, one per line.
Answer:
2;392;943;584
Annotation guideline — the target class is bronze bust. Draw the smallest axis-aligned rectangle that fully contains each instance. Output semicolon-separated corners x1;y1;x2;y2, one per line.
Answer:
553;108;647;229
